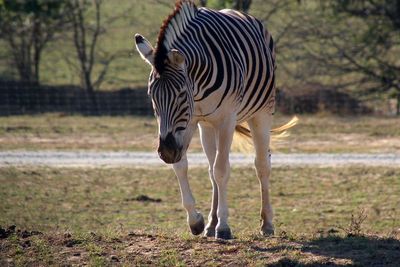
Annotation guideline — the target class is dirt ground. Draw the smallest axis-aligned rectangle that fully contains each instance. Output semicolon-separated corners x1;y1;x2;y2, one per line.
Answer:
1;225;399;266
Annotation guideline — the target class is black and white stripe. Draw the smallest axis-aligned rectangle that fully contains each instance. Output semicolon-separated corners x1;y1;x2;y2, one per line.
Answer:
149;0;275;133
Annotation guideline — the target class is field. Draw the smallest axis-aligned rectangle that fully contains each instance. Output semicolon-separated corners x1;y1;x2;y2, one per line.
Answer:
1;165;399;266
1;114;400;153
1;114;400;266
1;0;399;264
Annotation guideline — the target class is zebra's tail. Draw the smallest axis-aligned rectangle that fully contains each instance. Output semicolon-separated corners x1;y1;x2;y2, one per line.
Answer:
232;116;299;153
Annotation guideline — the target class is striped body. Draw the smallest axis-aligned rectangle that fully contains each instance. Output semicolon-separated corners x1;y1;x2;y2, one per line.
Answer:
134;1;285;239
150;6;276;126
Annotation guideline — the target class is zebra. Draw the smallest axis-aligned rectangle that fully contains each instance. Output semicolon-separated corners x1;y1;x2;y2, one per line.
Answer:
134;0;296;239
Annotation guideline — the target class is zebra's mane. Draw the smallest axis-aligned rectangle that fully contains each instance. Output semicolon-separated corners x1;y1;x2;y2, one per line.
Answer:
154;0;197;73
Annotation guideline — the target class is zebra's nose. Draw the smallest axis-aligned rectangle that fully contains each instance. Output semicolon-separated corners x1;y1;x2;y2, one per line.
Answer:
158;132;182;164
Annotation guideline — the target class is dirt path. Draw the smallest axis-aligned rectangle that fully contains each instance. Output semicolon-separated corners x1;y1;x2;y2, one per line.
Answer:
0;151;399;167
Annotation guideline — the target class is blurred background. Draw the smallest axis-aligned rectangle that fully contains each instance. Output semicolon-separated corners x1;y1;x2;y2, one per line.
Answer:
0;0;399;116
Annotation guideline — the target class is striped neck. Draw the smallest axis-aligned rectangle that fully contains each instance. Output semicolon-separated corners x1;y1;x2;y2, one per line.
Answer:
154;0;198;73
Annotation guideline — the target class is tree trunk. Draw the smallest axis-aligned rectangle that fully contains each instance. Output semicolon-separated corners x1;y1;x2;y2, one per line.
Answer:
15;37;34;84
233;0;252;12
32;18;41;85
82;70;97;112
397;93;400;116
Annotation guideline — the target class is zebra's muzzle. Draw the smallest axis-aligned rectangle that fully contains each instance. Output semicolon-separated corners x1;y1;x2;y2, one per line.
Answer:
158;132;183;164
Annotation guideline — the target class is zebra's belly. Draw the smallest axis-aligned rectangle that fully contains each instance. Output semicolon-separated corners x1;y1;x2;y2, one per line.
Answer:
193;91;274;126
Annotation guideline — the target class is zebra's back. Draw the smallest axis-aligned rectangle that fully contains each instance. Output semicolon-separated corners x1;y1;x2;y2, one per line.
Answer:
182;7;276;122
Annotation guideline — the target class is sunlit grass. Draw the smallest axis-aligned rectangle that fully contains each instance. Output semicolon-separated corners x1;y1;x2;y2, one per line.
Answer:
1;166;398;235
1;165;398;266
1;113;400;153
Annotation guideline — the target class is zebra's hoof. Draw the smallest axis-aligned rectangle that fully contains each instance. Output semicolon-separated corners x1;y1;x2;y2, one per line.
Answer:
189;214;205;235
260;227;274;236
216;228;232;240
204;225;216;237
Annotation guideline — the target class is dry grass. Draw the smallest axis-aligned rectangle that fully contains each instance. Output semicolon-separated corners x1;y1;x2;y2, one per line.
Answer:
1;113;400;153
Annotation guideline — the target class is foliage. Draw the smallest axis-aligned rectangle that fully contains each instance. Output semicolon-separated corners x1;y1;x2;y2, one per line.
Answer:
0;0;399;114
249;0;400;114
331;0;400;113
203;0;252;12
0;0;69;84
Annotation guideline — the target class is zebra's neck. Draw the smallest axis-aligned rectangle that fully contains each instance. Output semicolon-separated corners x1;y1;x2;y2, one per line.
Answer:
154;1;198;74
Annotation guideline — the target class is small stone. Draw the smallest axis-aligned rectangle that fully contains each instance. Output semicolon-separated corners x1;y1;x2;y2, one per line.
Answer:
0;228;7;239
21;230;30;238
64;232;72;238
128;231;136;236
110;255;119;262
22;240;31;248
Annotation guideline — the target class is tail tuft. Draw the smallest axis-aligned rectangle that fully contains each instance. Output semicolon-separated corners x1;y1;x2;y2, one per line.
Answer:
271;116;299;133
233;124;253;153
235;124;252;138
232;116;299;153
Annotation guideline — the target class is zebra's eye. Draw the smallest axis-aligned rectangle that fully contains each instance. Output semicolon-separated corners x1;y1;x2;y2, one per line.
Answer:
176;127;185;132
177;90;186;98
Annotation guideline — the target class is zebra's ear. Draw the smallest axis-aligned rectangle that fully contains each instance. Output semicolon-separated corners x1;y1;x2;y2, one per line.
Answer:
134;33;154;66
167;49;185;68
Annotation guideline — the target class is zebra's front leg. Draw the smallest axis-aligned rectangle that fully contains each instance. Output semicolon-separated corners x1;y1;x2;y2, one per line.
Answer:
173;154;204;235
213;117;236;239
199;123;218;237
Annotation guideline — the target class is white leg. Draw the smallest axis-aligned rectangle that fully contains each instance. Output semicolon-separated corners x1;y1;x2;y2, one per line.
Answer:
213;116;236;239
248;112;275;235
173;153;204;235
198;123;218;237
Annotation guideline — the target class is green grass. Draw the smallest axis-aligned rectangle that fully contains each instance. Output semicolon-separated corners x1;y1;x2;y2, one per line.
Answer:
0;165;399;265
1;165;398;233
1;113;400;153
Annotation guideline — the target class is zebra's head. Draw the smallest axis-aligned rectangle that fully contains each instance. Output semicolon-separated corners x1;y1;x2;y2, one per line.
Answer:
135;34;193;164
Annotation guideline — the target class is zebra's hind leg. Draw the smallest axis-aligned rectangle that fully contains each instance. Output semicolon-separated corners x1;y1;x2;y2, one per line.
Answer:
199;123;218;237
248;113;275;236
173;154;205;235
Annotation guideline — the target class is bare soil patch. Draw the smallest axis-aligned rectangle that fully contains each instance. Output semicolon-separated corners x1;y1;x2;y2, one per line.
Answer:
1;225;399;266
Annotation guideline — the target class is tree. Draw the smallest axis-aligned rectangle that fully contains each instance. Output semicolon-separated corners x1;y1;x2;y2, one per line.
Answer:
291;0;400;114
232;0;252;12
66;0;129;106
0;0;68;84
200;0;252;11
253;0;400;115
330;0;400;114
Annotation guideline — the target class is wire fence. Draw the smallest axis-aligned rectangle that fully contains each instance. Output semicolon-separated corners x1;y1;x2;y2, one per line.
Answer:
0;81;153;116
0;80;376;116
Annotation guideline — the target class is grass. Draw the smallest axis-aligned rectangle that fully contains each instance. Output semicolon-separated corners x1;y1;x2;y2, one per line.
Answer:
0;165;399;265
1;113;400;153
0;114;160;151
